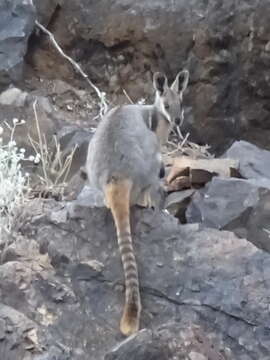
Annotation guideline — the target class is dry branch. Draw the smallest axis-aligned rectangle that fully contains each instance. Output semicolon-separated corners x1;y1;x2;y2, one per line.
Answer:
35;20;108;117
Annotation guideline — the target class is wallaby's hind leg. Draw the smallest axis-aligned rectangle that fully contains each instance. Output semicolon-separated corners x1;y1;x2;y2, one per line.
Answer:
105;178;141;336
136;187;153;208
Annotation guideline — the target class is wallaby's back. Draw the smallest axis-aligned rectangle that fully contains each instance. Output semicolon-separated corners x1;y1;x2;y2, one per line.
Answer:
87;105;161;200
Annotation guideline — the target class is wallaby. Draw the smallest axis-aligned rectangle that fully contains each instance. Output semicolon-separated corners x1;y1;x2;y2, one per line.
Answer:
85;69;189;336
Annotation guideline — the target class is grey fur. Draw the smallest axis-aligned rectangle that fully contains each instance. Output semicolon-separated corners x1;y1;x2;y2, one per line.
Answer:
86;70;189;205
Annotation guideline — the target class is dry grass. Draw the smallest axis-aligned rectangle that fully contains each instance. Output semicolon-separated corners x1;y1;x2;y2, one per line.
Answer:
28;99;77;200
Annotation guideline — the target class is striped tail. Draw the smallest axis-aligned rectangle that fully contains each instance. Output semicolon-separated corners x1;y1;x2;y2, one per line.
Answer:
105;178;141;336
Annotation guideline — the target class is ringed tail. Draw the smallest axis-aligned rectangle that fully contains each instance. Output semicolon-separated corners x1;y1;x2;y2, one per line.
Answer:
105;178;141;336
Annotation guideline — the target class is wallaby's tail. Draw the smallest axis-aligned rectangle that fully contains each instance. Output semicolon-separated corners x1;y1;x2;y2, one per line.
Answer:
105;178;141;336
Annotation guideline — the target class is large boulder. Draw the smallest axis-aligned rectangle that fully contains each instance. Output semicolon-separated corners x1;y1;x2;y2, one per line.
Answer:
0;0;36;89
1;197;268;359
186;141;270;251
186;177;270;247
223;140;270;180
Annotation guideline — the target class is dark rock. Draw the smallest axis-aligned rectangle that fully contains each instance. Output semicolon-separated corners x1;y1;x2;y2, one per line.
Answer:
0;304;37;360
56;125;94;180
0;87;28;107
186;177;265;229
0;237;72;360
105;324;226;360
242;190;270;252
33;0;59;25
4;198;269;359
186;177;270;251
223;140;270;180
104;329;169;360
0;0;36;89
44;0;270;152
165;189;195;222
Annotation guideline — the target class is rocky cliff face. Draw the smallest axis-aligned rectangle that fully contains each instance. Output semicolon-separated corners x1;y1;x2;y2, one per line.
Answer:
33;0;270;152
2;200;270;360
2;0;270;152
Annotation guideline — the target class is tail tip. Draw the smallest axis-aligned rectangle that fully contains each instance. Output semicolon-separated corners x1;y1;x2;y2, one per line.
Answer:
120;314;140;336
120;303;141;336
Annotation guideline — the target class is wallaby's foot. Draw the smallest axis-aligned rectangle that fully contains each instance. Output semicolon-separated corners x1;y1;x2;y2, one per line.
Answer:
136;190;152;208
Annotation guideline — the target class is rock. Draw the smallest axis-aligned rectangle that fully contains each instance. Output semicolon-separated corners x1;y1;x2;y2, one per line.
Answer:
105;324;225;360
0;87;28;107
43;0;270;152
167;157;240;182
0;0;36;89
243;190;270;252
0;237;72;359
186;177;270;251
223;140;270;180
6;198;270;359
189;353;207;360
186;177;264;229
72;185;105;208
0;304;39;359
50;80;87;101
56;125;94;180
164;189;195;222
33;0;59;25
104;329;171;360
166;156;240;192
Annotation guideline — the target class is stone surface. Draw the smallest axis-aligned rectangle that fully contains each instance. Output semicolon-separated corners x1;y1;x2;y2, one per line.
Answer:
56;125;94;180
180;141;270;251
45;0;270;152
165;189;195;222
0;198;268;359
186;177;270;252
0;0;36;89
1;0;270;152
223;140;270;180
186;177;265;229
0;87;28;107
243;190;270;252
33;0;59;25
105;324;225;360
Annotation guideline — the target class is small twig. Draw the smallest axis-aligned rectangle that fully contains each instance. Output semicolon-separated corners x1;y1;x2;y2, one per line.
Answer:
33;99;49;184
54;144;78;186
61;145;78;185
122;89;134;104
179;132;190;149
176;125;184;140
35;20;109;117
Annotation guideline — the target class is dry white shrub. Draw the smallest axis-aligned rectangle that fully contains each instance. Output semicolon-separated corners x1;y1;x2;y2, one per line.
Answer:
0;120;31;238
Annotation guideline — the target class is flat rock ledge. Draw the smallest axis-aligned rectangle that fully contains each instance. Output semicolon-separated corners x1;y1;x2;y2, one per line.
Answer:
0;197;269;359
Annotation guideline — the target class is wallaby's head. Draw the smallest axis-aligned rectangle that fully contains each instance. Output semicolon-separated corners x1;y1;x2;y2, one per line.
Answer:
153;70;189;128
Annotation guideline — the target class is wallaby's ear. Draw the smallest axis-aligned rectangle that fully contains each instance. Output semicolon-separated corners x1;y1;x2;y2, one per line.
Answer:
171;69;189;95
153;72;168;95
